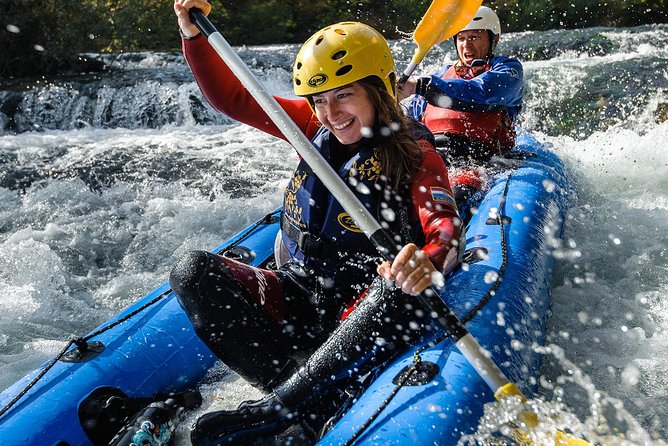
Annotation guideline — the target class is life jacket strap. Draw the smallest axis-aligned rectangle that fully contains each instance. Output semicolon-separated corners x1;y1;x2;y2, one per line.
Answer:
433;132;500;162
281;214;329;258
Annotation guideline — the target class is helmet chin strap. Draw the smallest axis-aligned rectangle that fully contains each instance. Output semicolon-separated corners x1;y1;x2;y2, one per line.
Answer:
456;55;491;69
487;30;499;57
469;58;489;67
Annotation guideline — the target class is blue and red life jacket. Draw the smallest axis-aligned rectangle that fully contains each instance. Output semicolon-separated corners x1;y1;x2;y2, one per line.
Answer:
422;64;515;154
280;126;426;289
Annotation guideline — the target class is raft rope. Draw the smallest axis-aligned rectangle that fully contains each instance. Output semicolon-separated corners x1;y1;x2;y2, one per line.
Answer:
341;171;514;446
0;210;279;420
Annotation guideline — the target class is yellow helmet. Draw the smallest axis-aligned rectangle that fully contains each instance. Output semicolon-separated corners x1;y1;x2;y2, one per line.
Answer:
293;22;396;99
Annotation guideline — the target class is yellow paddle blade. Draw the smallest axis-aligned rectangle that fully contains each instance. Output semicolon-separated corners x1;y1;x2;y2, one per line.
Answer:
495;383;591;446
411;0;484;65
511;425;591;446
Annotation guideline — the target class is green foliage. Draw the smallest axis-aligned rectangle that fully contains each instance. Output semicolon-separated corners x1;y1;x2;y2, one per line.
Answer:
207;0;431;45
488;0;668;31
96;0;180;51
1;0;108;78
1;0;666;78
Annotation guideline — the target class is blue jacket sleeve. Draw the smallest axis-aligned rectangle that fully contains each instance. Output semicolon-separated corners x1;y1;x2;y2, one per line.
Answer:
426;56;524;109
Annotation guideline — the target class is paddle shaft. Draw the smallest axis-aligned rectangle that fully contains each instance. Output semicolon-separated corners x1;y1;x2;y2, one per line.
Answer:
399;62;419;85
188;8;512;393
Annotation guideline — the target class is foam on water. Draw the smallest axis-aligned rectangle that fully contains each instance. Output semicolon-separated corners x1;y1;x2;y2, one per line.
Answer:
0;124;293;391
529;122;668;442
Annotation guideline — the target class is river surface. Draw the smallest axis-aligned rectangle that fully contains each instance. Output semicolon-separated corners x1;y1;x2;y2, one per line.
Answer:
1;24;668;444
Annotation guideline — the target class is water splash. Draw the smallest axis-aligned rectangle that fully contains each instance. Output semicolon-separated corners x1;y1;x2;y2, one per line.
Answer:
460;344;666;445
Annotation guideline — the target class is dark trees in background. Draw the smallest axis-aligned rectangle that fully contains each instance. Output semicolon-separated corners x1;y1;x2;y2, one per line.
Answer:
1;0;666;78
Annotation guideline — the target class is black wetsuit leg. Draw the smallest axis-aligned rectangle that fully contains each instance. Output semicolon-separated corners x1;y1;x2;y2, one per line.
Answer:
169;251;320;391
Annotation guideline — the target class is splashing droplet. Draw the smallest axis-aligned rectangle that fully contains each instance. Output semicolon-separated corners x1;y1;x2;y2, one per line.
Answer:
542;179;556;192
484;270;498;284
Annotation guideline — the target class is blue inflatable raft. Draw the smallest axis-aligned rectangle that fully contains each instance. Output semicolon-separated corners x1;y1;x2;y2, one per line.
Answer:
0;132;571;445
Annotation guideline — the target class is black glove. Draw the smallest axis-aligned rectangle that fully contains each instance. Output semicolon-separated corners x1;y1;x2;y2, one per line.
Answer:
415;76;431;97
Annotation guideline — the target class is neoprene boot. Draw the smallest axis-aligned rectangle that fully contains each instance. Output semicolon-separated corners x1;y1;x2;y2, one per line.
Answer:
170;250;297;391
191;368;315;446
190;277;429;445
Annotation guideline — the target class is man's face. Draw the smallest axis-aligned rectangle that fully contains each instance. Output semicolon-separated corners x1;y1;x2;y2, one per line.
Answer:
456;30;492;66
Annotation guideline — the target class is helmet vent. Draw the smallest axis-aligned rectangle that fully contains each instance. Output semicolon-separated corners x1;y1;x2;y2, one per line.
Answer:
335;65;353;77
332;50;346;60
334;28;347;36
315;35;324;45
472;16;483;21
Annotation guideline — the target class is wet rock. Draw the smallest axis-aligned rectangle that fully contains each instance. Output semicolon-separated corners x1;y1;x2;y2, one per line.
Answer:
655;103;668;124
501;27;618;61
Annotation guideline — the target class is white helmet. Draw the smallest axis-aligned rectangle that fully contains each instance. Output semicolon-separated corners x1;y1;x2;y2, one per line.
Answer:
460;5;501;37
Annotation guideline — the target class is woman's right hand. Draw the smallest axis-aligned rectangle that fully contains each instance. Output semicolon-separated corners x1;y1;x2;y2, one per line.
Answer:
377;243;440;296
174;0;212;38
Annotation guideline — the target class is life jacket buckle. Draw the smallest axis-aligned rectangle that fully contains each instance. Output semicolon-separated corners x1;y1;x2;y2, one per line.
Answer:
281;214;328;258
298;232;326;258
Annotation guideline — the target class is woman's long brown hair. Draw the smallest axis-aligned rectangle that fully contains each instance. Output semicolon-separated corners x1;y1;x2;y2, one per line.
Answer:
358;76;424;189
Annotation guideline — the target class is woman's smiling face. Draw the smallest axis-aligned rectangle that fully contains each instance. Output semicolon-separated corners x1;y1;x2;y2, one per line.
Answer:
311;82;376;146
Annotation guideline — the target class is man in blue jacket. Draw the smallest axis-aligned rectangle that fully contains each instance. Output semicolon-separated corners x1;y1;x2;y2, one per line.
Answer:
399;5;523;201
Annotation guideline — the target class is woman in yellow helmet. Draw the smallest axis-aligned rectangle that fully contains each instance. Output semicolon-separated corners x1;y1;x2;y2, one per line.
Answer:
173;1;461;443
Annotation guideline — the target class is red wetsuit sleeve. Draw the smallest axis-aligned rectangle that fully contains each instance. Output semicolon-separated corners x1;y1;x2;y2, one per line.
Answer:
182;36;321;141
411;140;461;271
